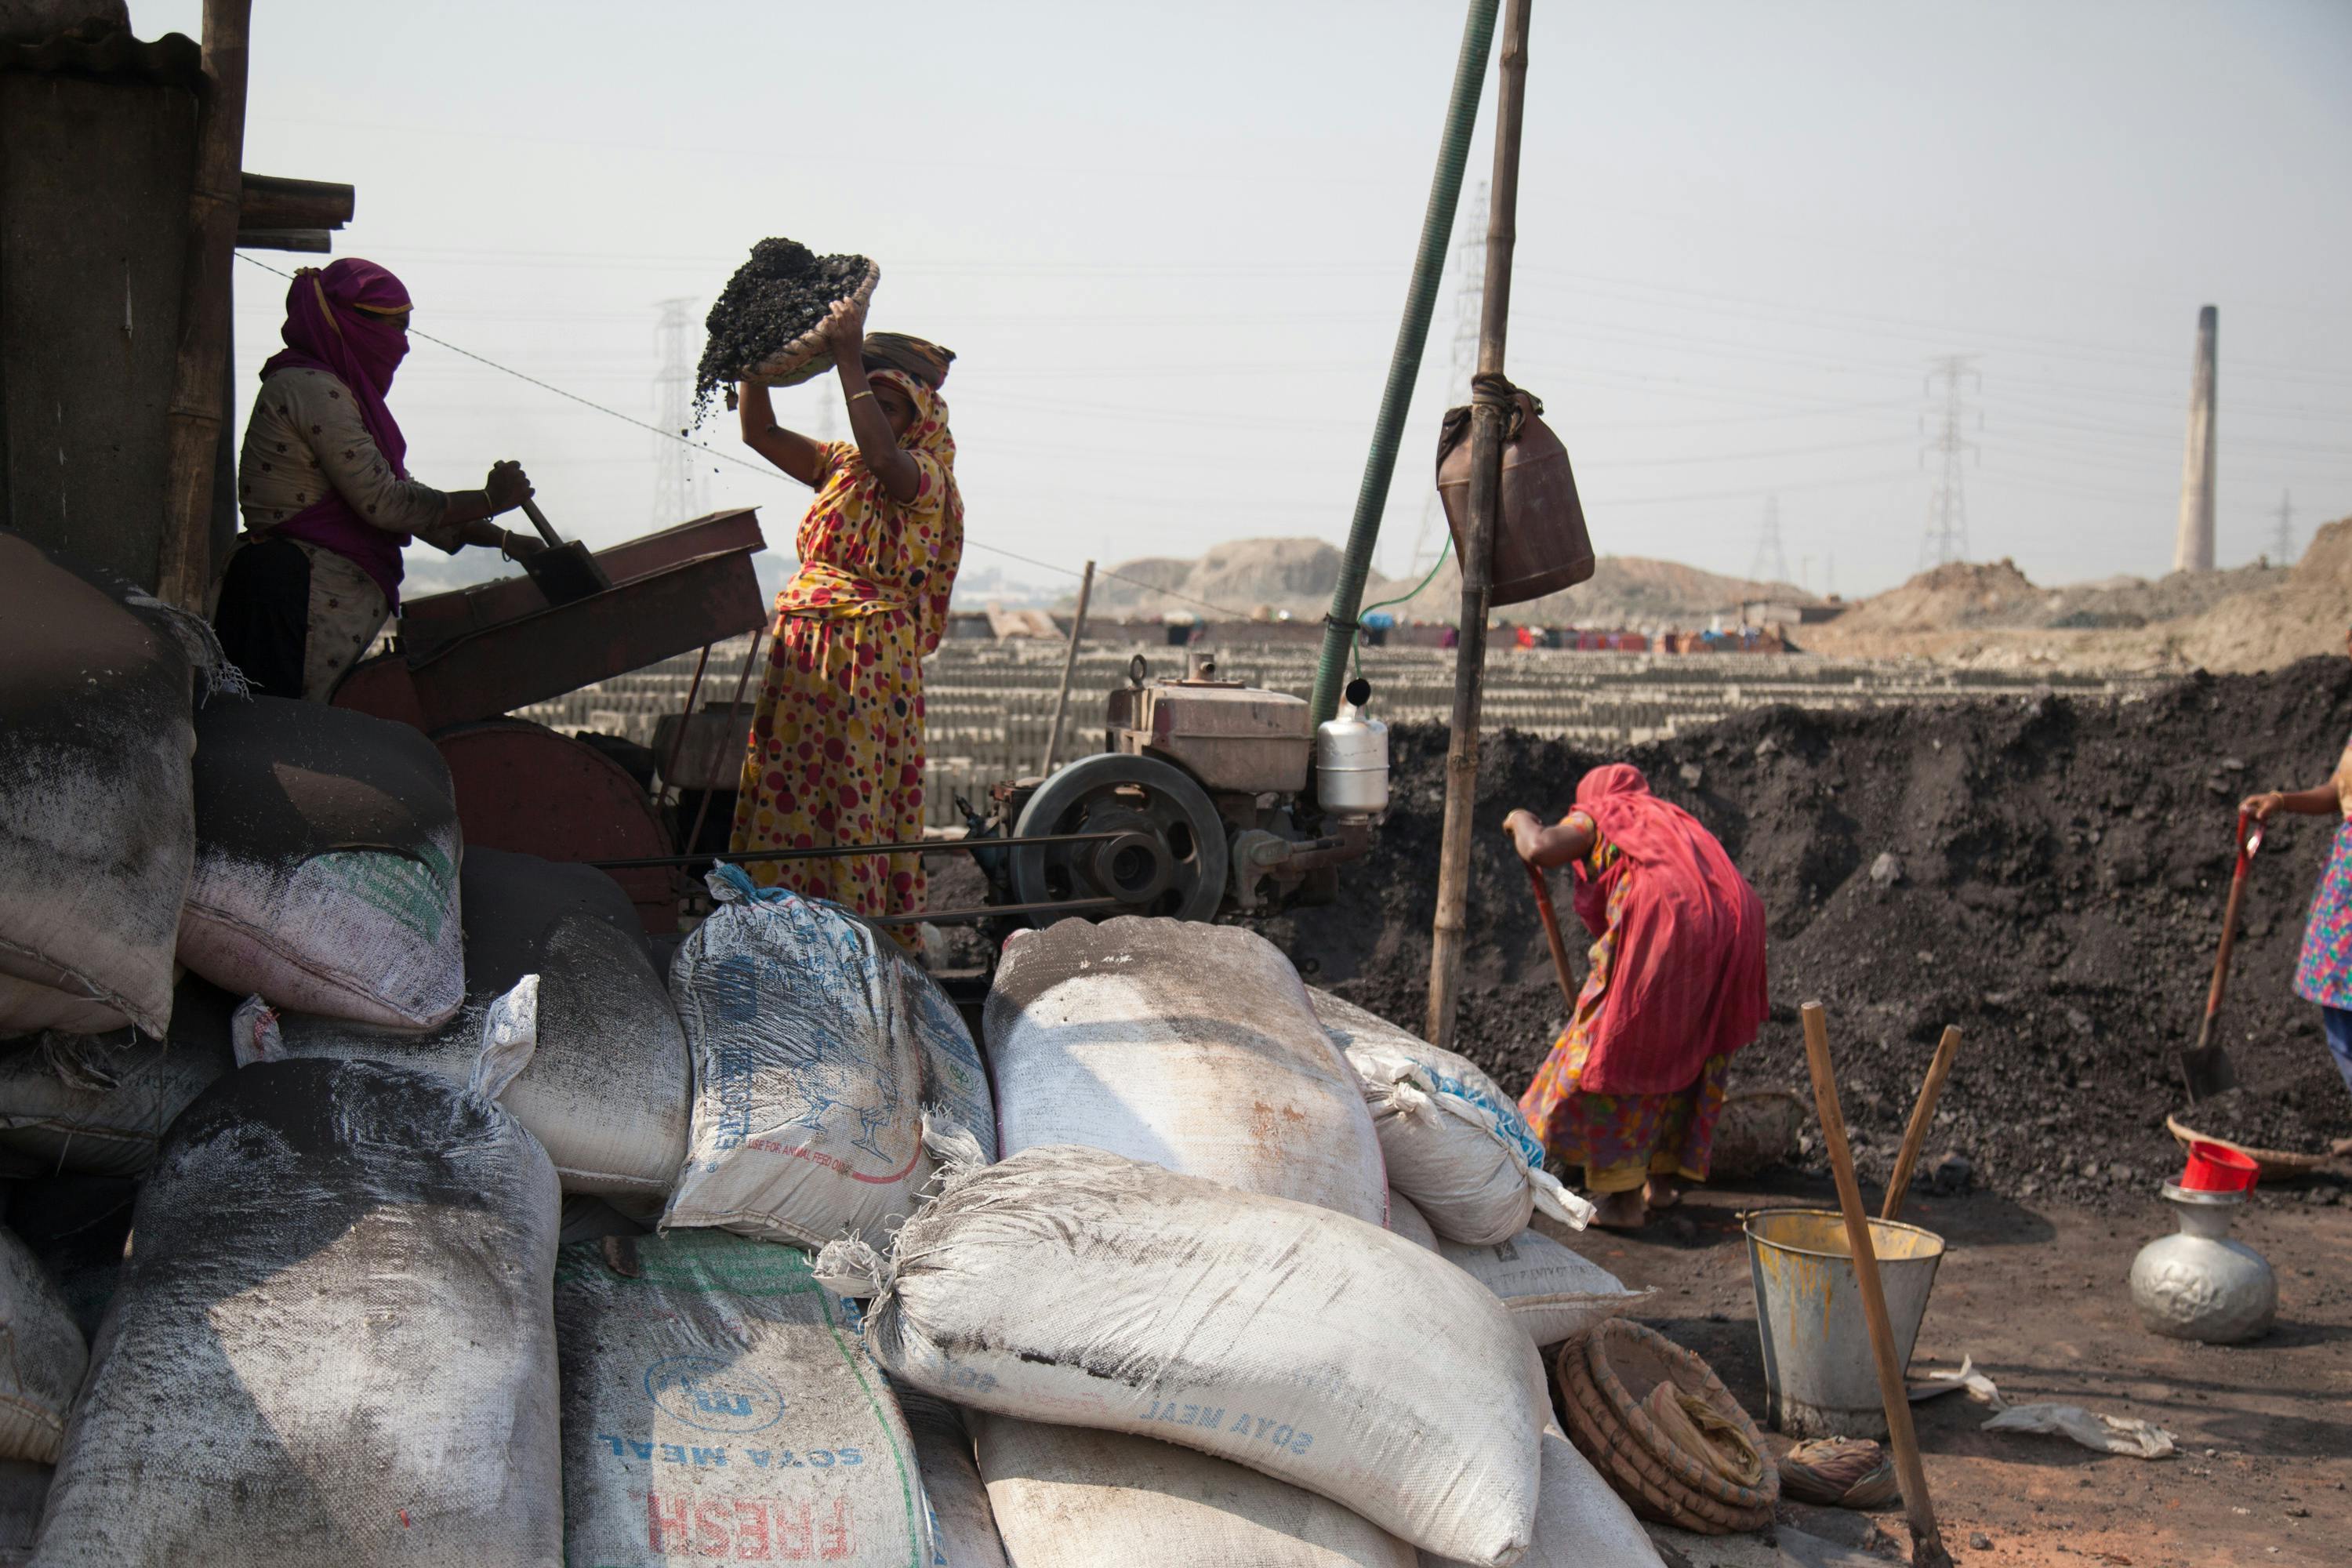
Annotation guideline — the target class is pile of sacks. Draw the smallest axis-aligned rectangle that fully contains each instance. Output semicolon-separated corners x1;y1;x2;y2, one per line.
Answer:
0;530;1668;1565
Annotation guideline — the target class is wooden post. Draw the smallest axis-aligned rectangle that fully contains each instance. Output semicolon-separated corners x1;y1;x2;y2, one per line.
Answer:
1882;1025;1963;1224
154;0;253;610
1801;1003;1954;1568
1426;0;1531;1050
1040;560;1097;776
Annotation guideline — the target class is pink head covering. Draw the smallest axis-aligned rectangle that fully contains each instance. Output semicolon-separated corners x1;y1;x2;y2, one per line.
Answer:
260;257;413;477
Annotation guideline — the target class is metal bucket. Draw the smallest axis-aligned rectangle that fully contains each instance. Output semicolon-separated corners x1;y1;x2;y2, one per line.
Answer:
1744;1208;1946;1440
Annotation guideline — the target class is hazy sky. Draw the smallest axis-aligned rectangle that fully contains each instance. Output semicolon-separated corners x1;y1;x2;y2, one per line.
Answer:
135;1;2352;608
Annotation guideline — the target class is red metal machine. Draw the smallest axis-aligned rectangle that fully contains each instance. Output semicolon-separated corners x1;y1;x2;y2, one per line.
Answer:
333;510;768;931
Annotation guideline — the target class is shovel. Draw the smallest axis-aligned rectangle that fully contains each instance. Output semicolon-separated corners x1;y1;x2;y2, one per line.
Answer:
2180;810;2262;1102
516;497;612;605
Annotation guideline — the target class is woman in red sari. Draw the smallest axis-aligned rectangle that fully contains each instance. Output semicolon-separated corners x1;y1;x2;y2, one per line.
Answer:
1506;764;1769;1229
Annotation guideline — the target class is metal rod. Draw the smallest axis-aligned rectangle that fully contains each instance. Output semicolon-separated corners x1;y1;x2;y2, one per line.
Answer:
1040;560;1096;776
868;896;1123;928
1308;0;1503;728
1427;0;1530;1051
682;628;766;857
1882;1025;1963;1224
658;642;714;807
154;0;252;611
518;496;565;549
1802;1003;1954;1568
589;830;1128;872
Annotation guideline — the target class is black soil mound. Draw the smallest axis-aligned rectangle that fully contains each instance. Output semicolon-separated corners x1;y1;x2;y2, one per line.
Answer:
1271;658;2352;1208
2179;1068;2352;1154
694;238;873;419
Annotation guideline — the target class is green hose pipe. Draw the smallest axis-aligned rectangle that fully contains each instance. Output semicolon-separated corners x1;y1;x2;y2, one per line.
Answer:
1308;0;1501;728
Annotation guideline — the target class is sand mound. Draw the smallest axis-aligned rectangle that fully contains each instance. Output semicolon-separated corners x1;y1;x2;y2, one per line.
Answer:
1385;554;1810;629
2164;518;2352;673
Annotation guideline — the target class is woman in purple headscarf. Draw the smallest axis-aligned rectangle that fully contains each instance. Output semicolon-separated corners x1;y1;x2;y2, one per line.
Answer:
212;258;544;700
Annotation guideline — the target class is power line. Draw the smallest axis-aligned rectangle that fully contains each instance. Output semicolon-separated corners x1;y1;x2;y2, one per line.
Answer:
1919;354;1981;568
2271;491;2296;564
231;252;1257;621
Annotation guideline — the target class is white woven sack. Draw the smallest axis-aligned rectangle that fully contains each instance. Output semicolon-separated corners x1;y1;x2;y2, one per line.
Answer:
177;696;463;1029
976;1415;1414;1568
33;1054;563;1566
234;849;691;1196
1420;1428;1663;1568
0;534;199;1039
1436;1228;1650;1347
554;1230;927;1567
897;1389;1007;1568
817;1144;1543;1567
1386;1186;1439;1251
1310;989;1591;1243
986;919;1384;1223
665;867;992;1249
0;980;234;1178
0;1229;84;1465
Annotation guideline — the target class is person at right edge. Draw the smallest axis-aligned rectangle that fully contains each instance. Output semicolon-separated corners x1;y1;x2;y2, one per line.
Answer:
2243;621;2352;1120
1507;765;1770;1230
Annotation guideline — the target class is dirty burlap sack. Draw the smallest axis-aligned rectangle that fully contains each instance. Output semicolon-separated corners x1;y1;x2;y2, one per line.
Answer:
242;847;689;1197
1310;988;1591;1243
0;1226;85;1467
554;1229;927;1566
34;1058;563;1566
0;976;236;1179
664;866;993;1250
178;695;464;1029
0;531;204;1039
986;919;1386;1225
818;1144;1544;1568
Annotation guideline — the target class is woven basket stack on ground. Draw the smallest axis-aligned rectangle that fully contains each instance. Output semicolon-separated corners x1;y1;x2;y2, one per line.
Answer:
1553;1318;1780;1534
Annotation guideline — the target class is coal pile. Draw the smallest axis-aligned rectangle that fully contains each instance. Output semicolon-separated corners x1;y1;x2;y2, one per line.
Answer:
693;238;873;417
1272;657;2352;1210
2180;1068;2352;1155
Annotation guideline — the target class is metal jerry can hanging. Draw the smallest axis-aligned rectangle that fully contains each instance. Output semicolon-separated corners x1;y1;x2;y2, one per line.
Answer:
1434;381;1593;606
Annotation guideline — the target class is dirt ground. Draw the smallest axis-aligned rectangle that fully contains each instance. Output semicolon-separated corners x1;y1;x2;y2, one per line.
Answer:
1571;1171;2351;1568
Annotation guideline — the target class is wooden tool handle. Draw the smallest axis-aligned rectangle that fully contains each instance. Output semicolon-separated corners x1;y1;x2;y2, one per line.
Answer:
1524;859;1581;1022
1883;1025;1963;1224
2202;859;2252;1025
518;497;564;549
1802;1002;1952;1568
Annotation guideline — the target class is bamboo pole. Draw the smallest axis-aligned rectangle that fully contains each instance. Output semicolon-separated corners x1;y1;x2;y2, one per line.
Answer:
1882;1025;1964;1224
1040;560;1096;776
1426;0;1531;1050
154;0;253;610
1801;1003;1954;1568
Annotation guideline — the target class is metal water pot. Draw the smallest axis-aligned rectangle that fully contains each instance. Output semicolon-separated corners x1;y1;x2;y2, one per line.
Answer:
1435;385;1593;606
2129;1185;2275;1344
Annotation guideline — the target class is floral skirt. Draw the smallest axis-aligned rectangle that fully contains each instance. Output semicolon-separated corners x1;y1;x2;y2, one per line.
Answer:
1519;869;1730;1193
728;609;926;946
2294;819;2352;1010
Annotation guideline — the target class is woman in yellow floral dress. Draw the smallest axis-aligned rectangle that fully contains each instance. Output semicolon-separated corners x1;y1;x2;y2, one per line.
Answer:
728;294;961;941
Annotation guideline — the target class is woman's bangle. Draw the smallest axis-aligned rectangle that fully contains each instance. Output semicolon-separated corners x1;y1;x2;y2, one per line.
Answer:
848;390;877;405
